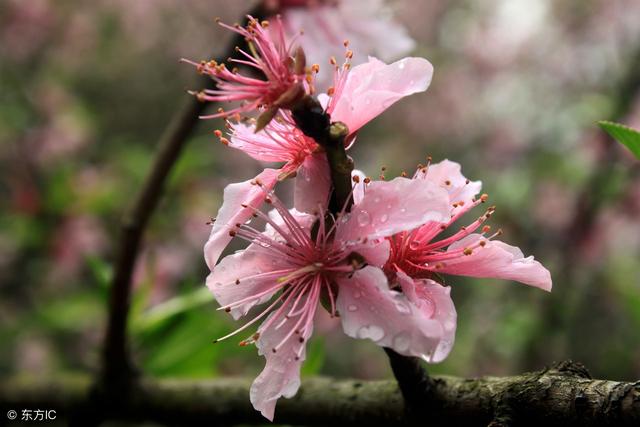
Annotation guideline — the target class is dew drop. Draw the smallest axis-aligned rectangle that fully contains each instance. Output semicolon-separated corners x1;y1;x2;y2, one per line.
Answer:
353;291;362;299
444;319;456;331
379;213;389;224
213;282;223;288
393;332;411;352
373;196;381;203
357;210;371;226
357;325;385;341
421;297;436;318
400;207;406;213
348;304;358;312
394;299;411;315
398;61;406;69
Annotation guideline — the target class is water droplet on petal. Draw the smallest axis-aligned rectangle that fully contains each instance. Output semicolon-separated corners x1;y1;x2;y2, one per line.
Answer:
444;319;456;331
357;210;371;226
393;332;411;352
379;213;389;224
421;297;436;318
353;291;362;299
348;304;358;312
400;208;406;213
357;325;385;341
394;299;411;315
398;61;406;69
373;196;381;203
213;282;223;287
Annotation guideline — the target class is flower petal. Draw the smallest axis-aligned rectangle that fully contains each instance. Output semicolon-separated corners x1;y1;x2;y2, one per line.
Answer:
250;297;315;421
329;56;433;134
337;266;443;360
294;153;331;214
206;244;293;320
204;169;279;269
396;271;457;362
415;159;482;208
336;176;450;243
434;234;552;291
229;122;293;162
281;0;415;90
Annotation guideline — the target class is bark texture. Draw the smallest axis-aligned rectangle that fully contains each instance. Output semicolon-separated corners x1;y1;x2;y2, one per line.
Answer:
1;362;638;426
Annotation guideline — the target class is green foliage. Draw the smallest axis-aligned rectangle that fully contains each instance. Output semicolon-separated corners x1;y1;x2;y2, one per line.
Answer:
598;121;640;159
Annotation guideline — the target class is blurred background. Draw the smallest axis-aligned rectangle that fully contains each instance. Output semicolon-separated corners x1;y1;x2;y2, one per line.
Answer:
1;0;640;396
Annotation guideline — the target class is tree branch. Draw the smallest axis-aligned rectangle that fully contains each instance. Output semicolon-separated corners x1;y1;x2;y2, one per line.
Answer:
100;6;265;386
2;362;639;426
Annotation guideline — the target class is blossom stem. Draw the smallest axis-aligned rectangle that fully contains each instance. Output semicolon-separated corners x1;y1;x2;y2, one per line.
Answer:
289;93;433;415
290;95;354;212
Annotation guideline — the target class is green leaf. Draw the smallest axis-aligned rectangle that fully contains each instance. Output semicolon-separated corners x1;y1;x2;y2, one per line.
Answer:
132;287;213;334
598;120;640;160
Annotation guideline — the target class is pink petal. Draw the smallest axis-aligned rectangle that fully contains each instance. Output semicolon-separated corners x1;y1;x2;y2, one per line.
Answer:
415;159;482;208
264;208;315;242
435;234;553;291
336;177;450;243
336;266;443;360
329;57;433;134
229;122;294;163
350;238;391;268
206;244;293;320
397;271;457;362
281;1;415;90
204;169;279;269
250;300;314;421
294;153;331;214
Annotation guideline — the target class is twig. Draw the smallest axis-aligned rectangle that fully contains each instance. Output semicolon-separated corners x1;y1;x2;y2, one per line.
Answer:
3;362;639;426
290;95;432;416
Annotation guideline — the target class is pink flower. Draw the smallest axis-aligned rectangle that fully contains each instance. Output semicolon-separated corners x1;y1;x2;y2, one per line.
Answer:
205;56;434;266
379;159;552;359
276;0;416;89
206;176;451;420
385;159;552;290
183;16;308;119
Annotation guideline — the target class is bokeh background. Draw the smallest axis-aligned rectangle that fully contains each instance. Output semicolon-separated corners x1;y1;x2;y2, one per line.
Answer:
2;0;640;397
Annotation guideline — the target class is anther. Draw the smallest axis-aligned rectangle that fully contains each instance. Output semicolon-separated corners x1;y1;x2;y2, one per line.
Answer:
352;175;360;183
480;194;489;202
235;279;240;285
463;248;473;256
363;177;371;184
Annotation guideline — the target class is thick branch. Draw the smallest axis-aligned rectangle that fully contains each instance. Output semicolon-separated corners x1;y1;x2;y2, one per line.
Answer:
2;363;639;426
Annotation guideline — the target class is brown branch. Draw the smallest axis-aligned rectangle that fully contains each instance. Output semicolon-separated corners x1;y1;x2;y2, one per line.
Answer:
100;4;265;387
2;362;639;426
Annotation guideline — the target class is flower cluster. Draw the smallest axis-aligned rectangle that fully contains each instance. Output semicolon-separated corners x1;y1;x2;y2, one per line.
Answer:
193;10;552;422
